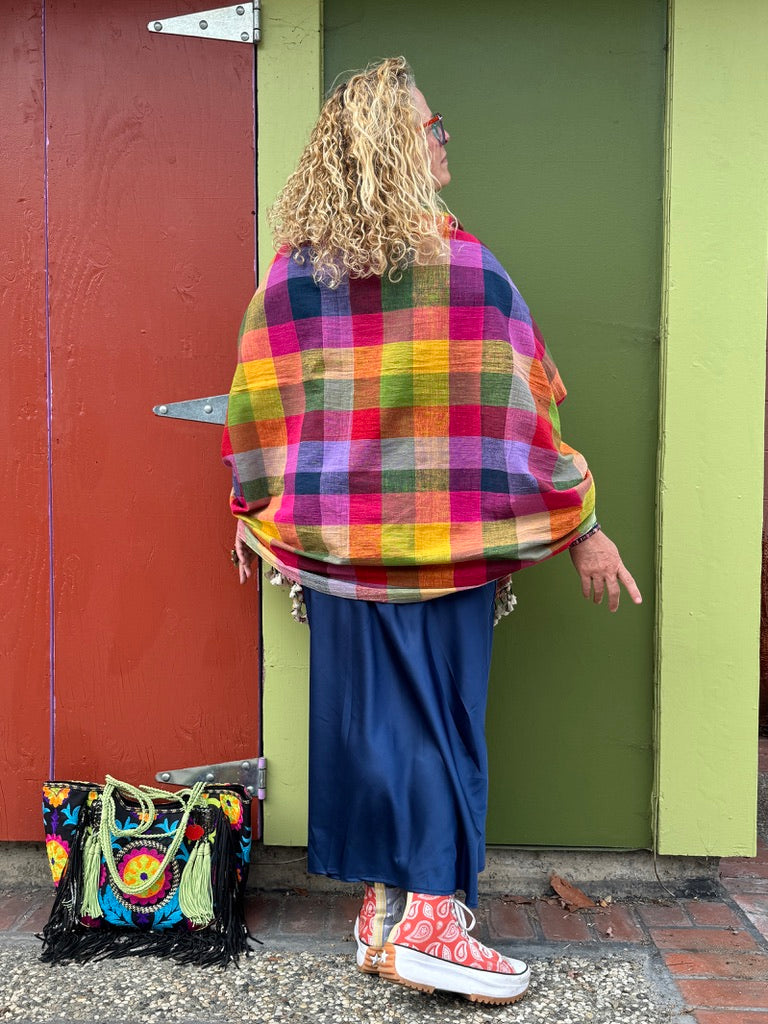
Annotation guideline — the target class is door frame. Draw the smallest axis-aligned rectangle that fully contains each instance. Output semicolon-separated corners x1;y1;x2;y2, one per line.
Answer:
256;0;322;845
654;0;768;855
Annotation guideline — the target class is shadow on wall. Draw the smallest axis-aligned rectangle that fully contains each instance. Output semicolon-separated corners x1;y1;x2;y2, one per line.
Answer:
761;535;768;732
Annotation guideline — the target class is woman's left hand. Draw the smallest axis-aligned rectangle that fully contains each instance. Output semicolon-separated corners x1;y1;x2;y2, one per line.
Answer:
234;520;256;585
569;530;642;612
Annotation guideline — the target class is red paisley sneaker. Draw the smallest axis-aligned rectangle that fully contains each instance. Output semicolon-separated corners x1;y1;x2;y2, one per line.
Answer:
354;883;406;974
378;893;530;1004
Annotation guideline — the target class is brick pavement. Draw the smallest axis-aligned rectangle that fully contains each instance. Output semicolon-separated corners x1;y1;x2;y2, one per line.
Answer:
5;852;768;1023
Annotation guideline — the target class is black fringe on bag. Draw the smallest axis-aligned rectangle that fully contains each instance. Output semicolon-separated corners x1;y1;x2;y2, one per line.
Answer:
39;802;93;962
209;806;256;964
39;806;257;968
40;921;252;967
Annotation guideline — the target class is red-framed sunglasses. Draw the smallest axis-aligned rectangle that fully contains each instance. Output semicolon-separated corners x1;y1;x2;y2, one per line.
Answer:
423;113;447;145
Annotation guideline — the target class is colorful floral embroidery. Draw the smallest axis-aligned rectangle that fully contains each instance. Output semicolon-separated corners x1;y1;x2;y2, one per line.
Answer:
117;846;173;905
43;785;70;808
45;834;70;886
219;792;243;829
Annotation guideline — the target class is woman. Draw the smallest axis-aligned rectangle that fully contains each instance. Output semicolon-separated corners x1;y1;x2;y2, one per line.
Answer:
222;57;641;1005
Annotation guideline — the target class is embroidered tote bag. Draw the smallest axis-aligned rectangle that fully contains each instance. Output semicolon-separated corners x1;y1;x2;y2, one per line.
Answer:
40;776;252;965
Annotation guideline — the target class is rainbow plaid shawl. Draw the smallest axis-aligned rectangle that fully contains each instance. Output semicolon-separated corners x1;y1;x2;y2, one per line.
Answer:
222;222;596;602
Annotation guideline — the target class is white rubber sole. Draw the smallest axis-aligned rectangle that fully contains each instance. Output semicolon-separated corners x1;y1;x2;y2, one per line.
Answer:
353;917;383;974
378;941;531;1005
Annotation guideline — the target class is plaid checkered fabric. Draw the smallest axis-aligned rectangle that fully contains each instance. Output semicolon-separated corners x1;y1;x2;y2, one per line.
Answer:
222;222;596;601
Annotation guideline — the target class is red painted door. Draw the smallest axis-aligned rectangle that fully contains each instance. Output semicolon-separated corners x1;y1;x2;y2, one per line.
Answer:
1;1;260;840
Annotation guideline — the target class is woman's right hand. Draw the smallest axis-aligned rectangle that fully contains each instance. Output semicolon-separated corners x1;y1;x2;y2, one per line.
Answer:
569;530;642;612
234;520;256;585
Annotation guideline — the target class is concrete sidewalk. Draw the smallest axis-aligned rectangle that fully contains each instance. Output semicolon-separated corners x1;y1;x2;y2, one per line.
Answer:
1;838;767;1023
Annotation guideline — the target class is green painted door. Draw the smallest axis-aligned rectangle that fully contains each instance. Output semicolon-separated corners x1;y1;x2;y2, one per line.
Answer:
325;0;665;846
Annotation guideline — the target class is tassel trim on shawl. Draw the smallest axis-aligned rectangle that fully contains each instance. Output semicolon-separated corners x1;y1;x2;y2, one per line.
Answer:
494;577;517;625
268;565;517;627
267;567;307;623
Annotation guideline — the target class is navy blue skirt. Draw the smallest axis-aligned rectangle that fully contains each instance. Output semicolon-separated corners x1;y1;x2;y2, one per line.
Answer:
302;581;497;907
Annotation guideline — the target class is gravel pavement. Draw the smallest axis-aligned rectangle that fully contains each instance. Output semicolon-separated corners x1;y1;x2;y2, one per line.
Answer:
0;935;695;1024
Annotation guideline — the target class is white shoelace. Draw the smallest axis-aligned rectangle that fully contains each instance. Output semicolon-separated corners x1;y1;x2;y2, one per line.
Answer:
451;897;477;935
453;896;528;976
452;897;503;960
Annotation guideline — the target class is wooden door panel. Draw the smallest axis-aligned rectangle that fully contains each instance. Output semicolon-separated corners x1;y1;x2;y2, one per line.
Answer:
324;0;662;846
45;2;259;802
0;4;51;839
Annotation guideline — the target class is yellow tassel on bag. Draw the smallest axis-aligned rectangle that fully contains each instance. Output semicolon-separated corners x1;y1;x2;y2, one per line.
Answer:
178;838;214;926
80;827;104;920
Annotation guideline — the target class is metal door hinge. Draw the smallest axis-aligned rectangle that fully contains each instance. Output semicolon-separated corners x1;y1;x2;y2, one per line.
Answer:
157;756;266;800
148;2;260;43
153;394;228;424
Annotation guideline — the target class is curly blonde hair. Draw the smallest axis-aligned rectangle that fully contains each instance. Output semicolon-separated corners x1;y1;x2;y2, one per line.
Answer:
268;56;452;288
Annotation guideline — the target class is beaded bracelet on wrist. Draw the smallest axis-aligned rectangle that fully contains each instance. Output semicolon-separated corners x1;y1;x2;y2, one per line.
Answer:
570;522;602;548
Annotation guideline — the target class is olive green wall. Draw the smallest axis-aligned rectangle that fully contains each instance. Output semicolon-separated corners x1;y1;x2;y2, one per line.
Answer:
324;0;665;845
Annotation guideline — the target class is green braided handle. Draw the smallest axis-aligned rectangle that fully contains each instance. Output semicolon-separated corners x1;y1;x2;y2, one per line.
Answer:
97;775;207;897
